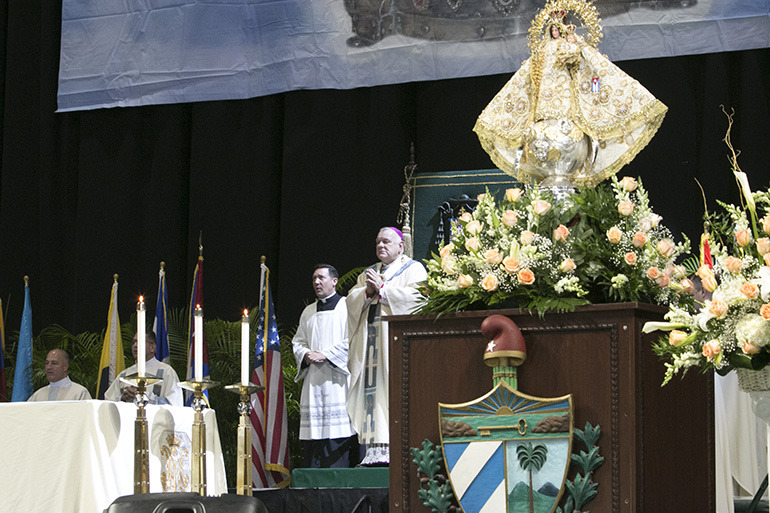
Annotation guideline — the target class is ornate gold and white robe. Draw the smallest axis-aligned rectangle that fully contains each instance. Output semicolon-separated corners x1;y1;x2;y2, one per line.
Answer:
474;34;667;186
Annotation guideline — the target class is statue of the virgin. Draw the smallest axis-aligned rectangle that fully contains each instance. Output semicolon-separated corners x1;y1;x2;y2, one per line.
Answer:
474;0;668;189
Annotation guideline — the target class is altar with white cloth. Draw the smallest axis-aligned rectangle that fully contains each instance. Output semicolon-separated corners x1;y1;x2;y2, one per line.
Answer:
716;373;769;513
0;400;227;513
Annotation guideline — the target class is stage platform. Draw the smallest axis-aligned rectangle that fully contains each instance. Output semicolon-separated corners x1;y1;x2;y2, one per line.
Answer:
108;469;389;513
252;487;388;513
249;468;389;513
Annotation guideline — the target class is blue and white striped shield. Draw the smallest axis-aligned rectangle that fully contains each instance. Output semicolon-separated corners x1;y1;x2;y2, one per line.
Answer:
439;381;573;513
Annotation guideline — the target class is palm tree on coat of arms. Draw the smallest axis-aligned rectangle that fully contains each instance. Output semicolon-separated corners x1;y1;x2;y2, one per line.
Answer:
517;442;549;513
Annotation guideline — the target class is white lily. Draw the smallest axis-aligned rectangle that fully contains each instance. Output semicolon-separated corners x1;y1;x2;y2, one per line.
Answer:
755;266;770;302
734;171;756;215
642;321;687;333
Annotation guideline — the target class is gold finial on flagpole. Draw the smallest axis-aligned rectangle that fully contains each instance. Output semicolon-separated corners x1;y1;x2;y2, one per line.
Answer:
198;231;204;257
114;274;119;283
397;143;417;258
24;275;29;286
160;261;165;271
260;255;266;265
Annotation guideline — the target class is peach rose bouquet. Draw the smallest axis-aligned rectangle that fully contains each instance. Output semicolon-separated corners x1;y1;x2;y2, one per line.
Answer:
644;239;770;385
421;175;692;315
570;175;691;306
644;115;770;386
422;186;589;313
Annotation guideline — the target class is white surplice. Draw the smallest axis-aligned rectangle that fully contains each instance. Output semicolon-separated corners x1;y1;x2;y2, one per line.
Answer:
292;294;355;440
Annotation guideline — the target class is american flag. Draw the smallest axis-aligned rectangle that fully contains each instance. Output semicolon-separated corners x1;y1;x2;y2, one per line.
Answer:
250;261;290;488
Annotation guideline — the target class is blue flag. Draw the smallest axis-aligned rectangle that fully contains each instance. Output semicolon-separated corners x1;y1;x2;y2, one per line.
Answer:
154;263;170;363
11;280;33;402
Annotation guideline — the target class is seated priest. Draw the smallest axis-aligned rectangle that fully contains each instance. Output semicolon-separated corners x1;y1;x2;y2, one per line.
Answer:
105;331;183;406
28;349;92;401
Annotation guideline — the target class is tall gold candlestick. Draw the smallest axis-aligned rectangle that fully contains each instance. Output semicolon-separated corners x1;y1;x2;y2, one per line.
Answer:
226;383;263;495
134;381;150;493
179;378;220;496
121;375;162;493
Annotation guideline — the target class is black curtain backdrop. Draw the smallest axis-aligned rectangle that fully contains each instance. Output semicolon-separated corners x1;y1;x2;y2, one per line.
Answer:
1;1;769;339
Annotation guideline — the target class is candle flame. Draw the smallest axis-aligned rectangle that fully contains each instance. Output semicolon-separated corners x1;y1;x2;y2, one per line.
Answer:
243;309;249;316
139;295;144;302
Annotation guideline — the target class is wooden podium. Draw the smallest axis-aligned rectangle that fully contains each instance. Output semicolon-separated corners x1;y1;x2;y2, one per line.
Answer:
387;303;715;513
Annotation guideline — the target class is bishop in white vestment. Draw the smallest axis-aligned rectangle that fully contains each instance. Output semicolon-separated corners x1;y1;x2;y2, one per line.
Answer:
347;227;427;465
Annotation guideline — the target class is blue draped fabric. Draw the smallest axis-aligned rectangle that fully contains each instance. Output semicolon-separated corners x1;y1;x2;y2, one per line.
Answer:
53;1;770;111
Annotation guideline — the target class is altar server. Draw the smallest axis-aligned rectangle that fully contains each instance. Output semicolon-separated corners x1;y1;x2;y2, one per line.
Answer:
105;331;183;406
292;264;359;467
28;349;91;401
347;227;427;465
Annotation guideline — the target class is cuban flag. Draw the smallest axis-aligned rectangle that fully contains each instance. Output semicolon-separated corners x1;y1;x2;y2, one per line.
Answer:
185;254;210;404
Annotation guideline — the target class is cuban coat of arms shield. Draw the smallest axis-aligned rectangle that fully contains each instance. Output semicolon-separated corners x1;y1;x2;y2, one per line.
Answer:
439;381;572;513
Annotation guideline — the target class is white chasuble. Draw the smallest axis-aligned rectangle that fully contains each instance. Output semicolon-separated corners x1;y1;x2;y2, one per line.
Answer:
28;376;92;402
346;255;427;462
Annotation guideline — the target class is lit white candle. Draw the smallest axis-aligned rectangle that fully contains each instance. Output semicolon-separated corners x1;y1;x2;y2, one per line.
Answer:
137;296;146;377
194;304;203;381
241;310;249;385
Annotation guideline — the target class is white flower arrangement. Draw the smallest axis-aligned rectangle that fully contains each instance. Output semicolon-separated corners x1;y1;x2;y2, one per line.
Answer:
645;111;770;384
419;175;691;315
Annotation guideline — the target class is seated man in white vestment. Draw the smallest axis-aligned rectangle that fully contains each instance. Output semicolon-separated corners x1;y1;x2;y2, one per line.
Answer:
347;227;427;465
105;331;183;406
292;264;359;467
28;348;91;401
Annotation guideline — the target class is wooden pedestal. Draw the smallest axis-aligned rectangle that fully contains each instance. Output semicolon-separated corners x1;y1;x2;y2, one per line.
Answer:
387;303;714;513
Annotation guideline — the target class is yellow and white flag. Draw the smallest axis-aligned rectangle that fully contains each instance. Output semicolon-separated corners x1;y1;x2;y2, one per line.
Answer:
96;275;124;399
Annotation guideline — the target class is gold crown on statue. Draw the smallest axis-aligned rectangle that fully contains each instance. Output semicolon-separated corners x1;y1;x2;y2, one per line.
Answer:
530;0;602;51
549;10;566;22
